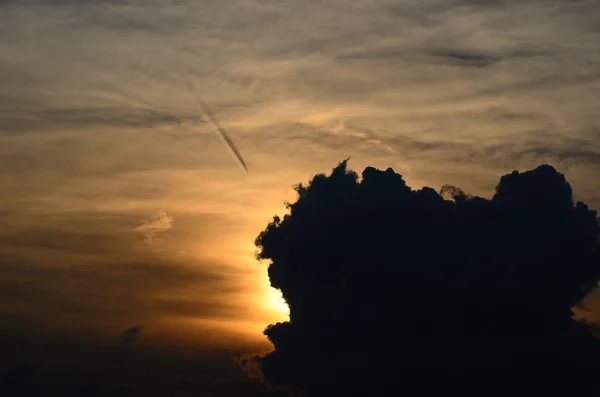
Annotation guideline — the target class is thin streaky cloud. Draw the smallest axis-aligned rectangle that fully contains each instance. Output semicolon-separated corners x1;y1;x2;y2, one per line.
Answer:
186;83;249;173
196;97;249;173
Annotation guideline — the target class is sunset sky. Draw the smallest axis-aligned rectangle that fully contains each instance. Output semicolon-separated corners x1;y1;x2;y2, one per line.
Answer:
1;0;600;375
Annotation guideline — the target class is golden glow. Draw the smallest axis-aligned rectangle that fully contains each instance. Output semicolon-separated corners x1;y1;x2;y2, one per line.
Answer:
236;239;290;322
265;286;290;317
159;316;275;352
3;0;599;359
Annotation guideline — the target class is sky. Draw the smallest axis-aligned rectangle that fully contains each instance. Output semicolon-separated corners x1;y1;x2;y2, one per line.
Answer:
1;0;600;387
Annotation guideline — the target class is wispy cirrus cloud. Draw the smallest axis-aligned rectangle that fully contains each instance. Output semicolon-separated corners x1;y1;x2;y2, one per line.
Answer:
2;0;600;353
134;211;173;244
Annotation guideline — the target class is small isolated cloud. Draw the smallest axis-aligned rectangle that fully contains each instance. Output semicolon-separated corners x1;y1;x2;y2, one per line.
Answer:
134;211;173;243
119;324;143;347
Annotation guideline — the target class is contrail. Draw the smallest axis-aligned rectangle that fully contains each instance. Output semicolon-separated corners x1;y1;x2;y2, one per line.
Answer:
191;96;249;173
97;76;249;173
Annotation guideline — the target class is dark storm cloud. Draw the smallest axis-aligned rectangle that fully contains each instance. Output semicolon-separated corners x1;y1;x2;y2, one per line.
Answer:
587;322;600;339
251;161;600;395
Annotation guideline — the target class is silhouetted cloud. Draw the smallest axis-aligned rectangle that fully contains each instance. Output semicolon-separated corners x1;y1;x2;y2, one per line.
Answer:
0;339;287;397
252;160;600;395
119;324;143;347
587;322;600;339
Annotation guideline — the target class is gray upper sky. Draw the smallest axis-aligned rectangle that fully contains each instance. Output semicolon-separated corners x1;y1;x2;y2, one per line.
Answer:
1;0;600;350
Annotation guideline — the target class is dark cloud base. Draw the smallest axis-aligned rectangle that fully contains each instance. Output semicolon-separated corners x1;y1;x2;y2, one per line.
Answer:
0;336;289;397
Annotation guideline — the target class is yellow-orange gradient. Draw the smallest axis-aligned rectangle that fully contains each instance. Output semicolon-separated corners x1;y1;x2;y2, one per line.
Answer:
2;0;600;356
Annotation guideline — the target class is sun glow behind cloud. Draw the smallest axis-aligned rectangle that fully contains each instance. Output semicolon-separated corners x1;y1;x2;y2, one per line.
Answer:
240;240;290;322
2;0;600;355
153;247;289;353
147;218;291;349
266;287;290;318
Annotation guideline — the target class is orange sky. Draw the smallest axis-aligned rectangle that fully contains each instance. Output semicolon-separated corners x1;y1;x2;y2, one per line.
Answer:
1;0;600;355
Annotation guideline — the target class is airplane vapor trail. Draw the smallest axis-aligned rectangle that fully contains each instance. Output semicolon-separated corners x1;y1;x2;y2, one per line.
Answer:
190;96;249;173
97;76;249;173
